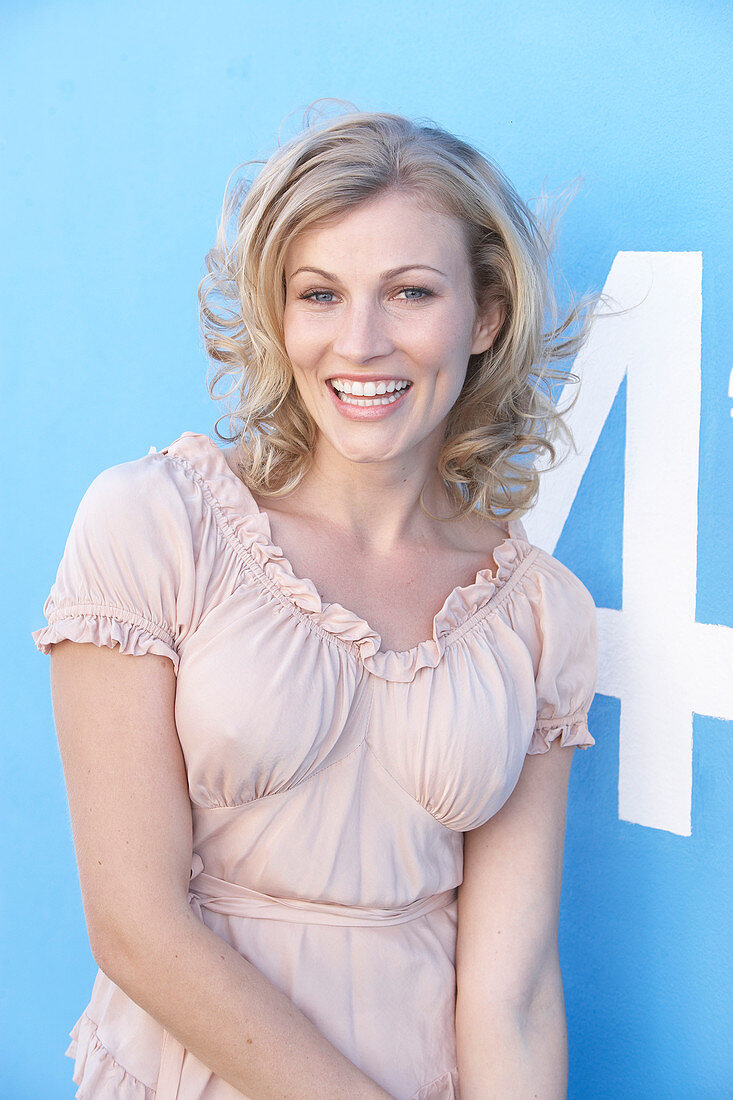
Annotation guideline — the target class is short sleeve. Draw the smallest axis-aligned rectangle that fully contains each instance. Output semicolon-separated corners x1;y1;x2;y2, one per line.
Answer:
511;551;599;755
32;453;202;672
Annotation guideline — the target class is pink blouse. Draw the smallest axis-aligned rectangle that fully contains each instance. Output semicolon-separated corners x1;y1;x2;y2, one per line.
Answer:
33;431;598;1100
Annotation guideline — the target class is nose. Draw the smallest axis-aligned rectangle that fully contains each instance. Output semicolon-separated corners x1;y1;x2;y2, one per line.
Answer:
331;298;395;364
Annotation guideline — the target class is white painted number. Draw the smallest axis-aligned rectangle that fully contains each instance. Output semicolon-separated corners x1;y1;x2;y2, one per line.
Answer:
524;252;733;837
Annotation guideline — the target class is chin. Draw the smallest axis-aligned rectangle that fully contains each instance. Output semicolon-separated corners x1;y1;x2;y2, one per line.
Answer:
336;444;400;465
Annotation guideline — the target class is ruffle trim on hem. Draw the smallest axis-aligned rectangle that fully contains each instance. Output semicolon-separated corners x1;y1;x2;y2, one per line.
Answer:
527;713;594;754
162;433;537;683
410;1066;459;1099
65;1012;155;1099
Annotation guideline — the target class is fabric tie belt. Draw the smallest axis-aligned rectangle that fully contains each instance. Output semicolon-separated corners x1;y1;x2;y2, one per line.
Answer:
155;856;457;1098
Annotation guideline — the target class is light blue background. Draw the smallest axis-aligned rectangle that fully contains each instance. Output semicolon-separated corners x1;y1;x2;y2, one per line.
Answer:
3;1;731;1097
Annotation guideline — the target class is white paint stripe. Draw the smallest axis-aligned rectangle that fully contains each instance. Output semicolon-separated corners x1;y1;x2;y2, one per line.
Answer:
618;252;702;835
689;623;733;718
621;252;701;616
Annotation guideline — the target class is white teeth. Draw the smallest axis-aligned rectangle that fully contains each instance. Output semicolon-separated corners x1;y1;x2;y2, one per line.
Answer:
337;391;404;406
330;377;411;396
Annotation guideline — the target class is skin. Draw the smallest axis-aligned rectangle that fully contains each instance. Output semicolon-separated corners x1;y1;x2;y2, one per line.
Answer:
51;187;575;1100
280;188;500;536
282;188;496;479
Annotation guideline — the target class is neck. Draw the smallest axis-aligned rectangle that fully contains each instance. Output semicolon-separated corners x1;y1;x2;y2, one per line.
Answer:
282;435;455;553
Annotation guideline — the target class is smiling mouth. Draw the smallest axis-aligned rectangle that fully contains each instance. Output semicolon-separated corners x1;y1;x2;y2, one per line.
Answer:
328;378;412;406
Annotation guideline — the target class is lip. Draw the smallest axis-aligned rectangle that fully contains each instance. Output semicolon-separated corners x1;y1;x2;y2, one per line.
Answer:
325;377;412;420
326;373;412;385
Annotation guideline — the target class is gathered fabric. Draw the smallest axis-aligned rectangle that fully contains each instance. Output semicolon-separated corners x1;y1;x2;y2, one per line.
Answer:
34;432;598;1099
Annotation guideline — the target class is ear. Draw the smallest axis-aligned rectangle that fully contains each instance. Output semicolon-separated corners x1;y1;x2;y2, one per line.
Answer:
470;299;504;356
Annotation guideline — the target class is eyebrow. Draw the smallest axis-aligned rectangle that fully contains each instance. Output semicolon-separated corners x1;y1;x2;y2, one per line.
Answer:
287;264;448;282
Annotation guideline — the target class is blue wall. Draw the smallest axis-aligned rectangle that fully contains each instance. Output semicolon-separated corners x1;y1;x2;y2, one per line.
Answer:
4;2;731;1096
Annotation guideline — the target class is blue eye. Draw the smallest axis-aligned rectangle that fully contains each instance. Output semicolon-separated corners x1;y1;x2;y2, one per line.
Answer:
399;286;433;302
300;290;336;303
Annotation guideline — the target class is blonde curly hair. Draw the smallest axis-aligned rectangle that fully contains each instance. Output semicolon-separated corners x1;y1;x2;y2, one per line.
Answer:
200;103;591;520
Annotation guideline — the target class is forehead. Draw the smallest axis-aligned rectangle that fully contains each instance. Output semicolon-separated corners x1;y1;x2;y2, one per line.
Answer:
284;189;471;276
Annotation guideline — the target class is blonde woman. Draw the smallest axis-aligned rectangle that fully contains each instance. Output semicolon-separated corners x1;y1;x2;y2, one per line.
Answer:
34;107;598;1100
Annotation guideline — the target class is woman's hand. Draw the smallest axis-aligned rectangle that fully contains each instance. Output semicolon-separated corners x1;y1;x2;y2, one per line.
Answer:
51;640;394;1100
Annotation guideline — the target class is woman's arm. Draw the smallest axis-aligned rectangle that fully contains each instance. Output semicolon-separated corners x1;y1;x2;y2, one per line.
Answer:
455;739;575;1100
50;640;393;1100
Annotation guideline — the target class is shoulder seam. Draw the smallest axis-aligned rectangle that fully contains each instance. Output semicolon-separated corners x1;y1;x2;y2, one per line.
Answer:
448;545;542;647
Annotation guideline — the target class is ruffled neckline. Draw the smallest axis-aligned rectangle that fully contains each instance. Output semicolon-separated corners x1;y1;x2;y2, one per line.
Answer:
161;432;537;683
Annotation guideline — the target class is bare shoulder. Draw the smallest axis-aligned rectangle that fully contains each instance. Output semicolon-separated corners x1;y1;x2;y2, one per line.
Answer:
221;444;241;477
442;506;512;565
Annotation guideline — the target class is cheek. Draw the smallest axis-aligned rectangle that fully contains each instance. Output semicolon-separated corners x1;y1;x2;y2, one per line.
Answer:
282;312;303;363
283;315;327;373
416;307;474;374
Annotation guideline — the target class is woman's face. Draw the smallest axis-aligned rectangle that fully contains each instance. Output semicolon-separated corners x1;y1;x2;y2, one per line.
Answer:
282;188;501;473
